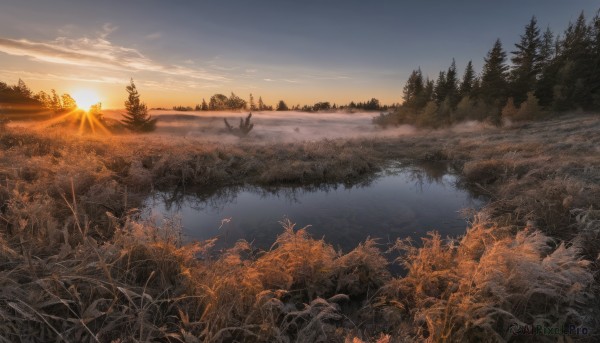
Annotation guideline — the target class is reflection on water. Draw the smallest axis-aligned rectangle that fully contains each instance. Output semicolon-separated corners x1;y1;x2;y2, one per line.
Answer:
144;162;483;251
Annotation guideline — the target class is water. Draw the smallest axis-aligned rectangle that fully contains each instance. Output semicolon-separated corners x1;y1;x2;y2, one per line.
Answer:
144;163;483;251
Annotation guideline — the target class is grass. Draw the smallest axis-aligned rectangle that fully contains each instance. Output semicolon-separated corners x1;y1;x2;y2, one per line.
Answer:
0;113;598;341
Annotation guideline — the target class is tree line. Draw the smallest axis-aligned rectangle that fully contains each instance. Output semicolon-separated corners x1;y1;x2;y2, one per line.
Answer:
375;10;600;128
173;94;393;113
0;79;79;116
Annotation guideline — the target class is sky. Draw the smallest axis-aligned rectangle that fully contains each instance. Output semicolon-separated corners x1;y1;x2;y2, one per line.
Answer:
0;0;598;109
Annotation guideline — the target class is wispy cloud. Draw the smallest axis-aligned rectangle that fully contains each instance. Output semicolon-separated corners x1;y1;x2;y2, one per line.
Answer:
0;69;126;84
98;23;118;39
145;32;163;40
0;31;228;82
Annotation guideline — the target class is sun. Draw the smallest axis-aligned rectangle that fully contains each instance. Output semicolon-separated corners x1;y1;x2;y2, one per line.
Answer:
71;89;101;110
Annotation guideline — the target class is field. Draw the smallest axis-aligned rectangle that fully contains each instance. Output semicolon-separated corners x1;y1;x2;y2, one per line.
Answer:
1;111;599;342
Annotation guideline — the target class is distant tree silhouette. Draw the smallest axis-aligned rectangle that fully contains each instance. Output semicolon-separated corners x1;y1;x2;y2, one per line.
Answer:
209;94;228;110
61;94;77;111
121;79;156;132
249;93;257;111
17;79;32;98
89;102;103;120
201;98;208;111
227;92;247;110
50;89;62;113
276;100;289;111
257;96;265;111
313;102;331;111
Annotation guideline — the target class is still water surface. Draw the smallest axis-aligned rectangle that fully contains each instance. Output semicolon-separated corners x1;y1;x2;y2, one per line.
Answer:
145;163;483;251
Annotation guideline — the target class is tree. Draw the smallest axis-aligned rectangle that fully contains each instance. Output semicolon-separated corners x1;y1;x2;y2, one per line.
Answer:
552;12;592;110
276;100;289;111
34;91;52;110
313;102;331;111
17;79;32;98
257;96;265;111
50;89;62;113
209;94;228;110
121;79;156;132
444;59;460;108
433;71;447;104
459;60;476;99
89;102;103;120
403;68;425;109
510;16;542;105
536;27;557;106
591;11;600;109
227;92;247;110
201;98;208;111
249;93;257;111
516;92;543;120
61;94;77;111
480;39;509;106
365;98;380;110
501;97;518;121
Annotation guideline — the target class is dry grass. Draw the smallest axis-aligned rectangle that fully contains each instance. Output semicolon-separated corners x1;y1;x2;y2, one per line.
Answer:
0;113;598;341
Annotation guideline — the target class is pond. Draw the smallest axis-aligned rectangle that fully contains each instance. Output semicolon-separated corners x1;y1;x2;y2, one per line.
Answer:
144;162;484;251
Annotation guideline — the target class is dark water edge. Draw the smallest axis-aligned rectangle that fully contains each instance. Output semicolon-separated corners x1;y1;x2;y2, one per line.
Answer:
143;161;485;253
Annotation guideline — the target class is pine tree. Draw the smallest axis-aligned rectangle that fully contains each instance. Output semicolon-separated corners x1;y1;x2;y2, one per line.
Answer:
444;59;460;108
423;78;434;103
17;79;32;98
201;98;208;111
480;39;509;106
402;68;425;109
589;11;600;109
510;16;542;105
121;79;156;132
433;71;447;104
536;27;558;107
258;96;265;111
459;60;476;99
553;12;592;110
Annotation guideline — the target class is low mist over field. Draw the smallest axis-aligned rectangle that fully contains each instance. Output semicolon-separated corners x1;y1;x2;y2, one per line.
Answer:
102;109;416;141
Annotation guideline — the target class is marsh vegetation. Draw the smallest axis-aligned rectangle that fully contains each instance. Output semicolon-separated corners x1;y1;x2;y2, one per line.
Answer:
0;110;598;342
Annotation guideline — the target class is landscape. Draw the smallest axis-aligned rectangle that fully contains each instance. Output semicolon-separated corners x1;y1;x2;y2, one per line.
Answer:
0;1;599;342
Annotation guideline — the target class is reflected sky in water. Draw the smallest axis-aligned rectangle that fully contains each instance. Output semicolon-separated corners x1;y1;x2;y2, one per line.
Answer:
145;163;483;251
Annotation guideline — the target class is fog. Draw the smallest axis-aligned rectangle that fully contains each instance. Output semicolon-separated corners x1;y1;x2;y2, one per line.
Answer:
103;110;418;142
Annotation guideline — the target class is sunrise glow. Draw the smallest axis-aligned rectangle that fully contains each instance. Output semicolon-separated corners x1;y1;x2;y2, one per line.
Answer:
71;89;100;110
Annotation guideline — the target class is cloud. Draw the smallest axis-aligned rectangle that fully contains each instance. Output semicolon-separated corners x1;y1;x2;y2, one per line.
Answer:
0;34;228;82
99;23;118;38
0;69;126;84
145;32;163;40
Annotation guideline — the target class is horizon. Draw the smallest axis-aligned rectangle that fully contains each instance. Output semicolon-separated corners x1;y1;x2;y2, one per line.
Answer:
0;0;598;109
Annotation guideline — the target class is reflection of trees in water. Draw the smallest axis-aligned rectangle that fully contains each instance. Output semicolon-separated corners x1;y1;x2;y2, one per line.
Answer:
384;160;452;192
150;173;378;212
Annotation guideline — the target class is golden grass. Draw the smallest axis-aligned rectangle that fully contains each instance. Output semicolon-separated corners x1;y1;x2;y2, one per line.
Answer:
0;114;598;341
